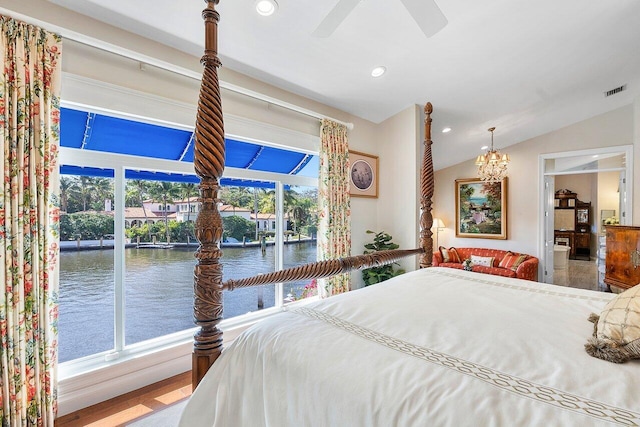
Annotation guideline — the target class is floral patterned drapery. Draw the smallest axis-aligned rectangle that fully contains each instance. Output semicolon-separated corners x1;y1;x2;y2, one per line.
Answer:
0;15;62;426
317;119;351;297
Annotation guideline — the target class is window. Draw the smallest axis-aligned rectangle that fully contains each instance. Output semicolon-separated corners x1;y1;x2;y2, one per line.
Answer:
59;174;115;362
58;106;319;369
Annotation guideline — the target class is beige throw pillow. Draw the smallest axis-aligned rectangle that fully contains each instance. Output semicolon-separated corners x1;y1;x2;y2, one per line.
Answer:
585;284;640;363
470;255;494;267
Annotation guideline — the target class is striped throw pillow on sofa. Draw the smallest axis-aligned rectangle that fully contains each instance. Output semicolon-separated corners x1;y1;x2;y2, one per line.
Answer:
439;246;461;263
499;252;528;271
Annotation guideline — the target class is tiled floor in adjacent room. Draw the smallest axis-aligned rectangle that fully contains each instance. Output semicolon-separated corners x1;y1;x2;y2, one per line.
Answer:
553;259;601;291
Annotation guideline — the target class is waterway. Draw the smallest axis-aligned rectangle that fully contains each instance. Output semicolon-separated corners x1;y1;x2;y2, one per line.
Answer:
59;241;317;362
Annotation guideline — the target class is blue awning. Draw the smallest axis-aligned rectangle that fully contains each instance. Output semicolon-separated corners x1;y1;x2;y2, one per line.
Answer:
59;107;317;187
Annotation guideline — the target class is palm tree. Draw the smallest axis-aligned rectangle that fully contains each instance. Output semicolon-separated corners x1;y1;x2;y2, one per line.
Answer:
127;180;152;241
77;176;93;211
179;183;198;223
290;205;305;234
221;186;252;215
60;176;78;213
149;181;180;243
90;178;114;211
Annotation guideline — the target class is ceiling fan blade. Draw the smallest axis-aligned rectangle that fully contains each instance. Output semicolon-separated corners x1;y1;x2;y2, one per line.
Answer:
312;0;362;38
400;0;448;38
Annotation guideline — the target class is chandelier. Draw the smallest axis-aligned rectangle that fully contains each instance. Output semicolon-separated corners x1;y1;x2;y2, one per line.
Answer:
475;126;509;182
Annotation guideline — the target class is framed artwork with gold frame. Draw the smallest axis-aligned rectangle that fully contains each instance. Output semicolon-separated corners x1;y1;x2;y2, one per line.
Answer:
455;178;507;239
349;151;378;198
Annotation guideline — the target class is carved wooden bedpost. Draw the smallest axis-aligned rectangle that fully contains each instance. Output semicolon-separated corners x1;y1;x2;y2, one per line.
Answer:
419;102;435;268
193;0;225;389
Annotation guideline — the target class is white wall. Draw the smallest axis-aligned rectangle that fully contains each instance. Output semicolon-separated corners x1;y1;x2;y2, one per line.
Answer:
374;105;422;275
555;175;594;203
597;171;622;229
346;105;422;289
433;105;636;259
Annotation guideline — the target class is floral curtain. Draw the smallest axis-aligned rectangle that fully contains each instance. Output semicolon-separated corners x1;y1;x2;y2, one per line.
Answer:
0;15;62;426
317;119;351;297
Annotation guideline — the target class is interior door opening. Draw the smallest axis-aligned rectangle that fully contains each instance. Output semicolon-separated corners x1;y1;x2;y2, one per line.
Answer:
538;146;633;289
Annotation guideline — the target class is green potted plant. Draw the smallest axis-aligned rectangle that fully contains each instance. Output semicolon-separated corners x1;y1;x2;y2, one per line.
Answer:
362;230;405;286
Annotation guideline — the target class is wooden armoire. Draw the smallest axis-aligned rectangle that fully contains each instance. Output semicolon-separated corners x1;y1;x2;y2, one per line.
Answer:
604;225;640;291
554;190;591;260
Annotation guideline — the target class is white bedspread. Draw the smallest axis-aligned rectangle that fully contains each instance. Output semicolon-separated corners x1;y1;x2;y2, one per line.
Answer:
180;267;640;426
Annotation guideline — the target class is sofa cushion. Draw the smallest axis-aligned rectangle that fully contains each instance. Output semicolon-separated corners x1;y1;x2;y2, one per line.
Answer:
472;265;517;278
439;246;461;263
470;255;495;267
499;252;529;271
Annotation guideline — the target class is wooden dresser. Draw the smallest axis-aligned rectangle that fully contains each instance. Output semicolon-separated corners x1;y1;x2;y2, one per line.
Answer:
604;225;640;291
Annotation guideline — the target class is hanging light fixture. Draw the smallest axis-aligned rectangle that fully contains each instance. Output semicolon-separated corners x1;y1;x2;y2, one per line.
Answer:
475;127;509;182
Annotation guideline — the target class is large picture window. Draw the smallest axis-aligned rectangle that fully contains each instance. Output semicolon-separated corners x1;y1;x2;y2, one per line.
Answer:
58;106;318;369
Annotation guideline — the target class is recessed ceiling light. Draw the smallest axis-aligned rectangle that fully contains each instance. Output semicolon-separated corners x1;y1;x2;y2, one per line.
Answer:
481;145;489;150
255;0;278;16
371;66;386;78
442;127;452;133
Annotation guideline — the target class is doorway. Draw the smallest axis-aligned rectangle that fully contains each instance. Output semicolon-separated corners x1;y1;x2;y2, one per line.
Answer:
538;145;633;286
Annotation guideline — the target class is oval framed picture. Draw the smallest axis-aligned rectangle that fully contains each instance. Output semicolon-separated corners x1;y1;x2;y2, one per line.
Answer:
349;151;378;197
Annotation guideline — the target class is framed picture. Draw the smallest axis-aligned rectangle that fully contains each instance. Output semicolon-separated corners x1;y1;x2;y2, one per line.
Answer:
455;178;507;239
349;151;378;198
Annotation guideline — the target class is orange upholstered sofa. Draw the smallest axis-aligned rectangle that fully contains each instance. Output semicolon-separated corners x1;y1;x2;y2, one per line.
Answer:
432;247;539;281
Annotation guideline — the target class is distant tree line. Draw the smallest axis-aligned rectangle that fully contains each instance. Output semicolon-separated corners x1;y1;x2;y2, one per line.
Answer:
60;176;318;242
218;186;318;241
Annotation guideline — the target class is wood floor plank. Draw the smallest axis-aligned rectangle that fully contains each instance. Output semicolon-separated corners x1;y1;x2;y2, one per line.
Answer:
55;371;191;426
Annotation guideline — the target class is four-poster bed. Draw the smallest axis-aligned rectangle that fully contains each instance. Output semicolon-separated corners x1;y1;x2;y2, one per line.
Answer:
183;1;640;425
190;0;435;388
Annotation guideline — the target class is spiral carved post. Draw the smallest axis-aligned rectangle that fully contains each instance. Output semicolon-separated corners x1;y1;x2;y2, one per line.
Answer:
223;248;424;289
192;0;225;389
419;103;435;268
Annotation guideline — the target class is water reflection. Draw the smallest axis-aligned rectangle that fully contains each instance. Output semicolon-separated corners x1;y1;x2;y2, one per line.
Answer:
59;242;317;362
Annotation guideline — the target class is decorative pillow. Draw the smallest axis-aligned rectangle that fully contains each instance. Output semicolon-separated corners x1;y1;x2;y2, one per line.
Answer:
498;252;528;272
470;255;494;267
439;246;461;263
585;284;640;363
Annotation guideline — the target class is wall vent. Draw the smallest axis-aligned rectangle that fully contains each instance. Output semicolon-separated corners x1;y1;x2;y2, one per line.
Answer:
604;84;627;97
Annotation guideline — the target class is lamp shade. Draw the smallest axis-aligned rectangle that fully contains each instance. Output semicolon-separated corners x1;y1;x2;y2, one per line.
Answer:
433;218;445;229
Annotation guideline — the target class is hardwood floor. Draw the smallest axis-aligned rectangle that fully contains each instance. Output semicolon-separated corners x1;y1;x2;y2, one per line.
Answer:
55;371;192;427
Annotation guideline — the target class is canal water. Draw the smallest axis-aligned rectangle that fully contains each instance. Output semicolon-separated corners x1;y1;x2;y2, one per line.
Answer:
59;241;317;362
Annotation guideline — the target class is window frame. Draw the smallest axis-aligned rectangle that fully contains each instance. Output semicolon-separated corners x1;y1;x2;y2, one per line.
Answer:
59;136;318;378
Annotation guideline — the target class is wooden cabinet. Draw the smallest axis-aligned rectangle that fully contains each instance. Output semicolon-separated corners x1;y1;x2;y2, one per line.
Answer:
554;190;591;260
574;232;590;260
574;201;591;260
605;225;640;291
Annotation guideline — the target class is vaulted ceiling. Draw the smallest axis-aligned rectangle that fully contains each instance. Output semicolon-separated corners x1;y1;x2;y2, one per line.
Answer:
49;0;640;169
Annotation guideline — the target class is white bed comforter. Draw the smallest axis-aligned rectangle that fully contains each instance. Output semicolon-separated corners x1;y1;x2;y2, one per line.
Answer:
180;267;640;426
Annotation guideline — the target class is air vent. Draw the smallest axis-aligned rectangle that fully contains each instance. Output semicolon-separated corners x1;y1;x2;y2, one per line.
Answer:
604;84;627;97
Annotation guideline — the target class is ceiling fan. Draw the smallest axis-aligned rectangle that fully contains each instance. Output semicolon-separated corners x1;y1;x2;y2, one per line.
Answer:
312;0;448;38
